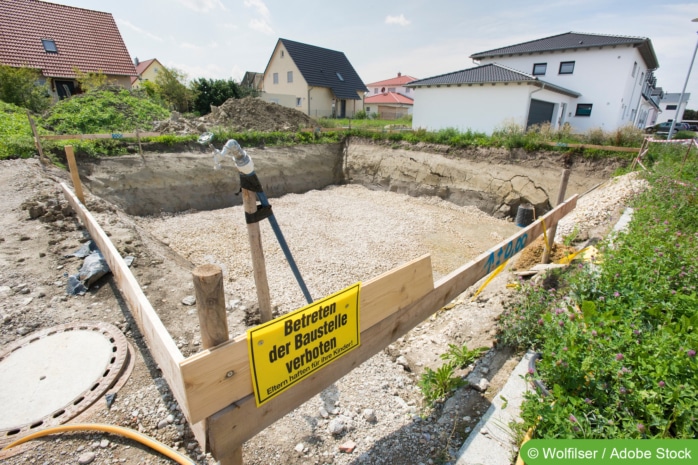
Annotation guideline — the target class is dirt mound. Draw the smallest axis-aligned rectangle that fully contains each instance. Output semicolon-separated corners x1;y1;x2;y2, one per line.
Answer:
512;236;577;270
153;97;317;134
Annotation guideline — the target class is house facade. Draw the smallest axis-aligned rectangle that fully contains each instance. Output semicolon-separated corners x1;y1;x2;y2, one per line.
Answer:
364;73;417;119
0;0;136;100
131;58;164;89
409;32;660;134
261;38;367;119
654;92;691;125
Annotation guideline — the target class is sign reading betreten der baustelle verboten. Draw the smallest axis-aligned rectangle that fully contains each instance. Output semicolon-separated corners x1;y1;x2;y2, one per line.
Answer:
247;283;361;406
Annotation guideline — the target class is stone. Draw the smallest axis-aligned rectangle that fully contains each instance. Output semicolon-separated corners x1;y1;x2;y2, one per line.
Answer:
319;406;329;418
469;378;490;392
100;439;109;448
362;409;377;423
294;443;304;453
77;452;96;464
328;418;345;435
396;355;410;371
181;296;196;306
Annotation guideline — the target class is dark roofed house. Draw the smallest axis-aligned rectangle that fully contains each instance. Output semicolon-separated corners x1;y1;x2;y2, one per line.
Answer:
409;32;661;134
261;38;367;118
0;0;136;99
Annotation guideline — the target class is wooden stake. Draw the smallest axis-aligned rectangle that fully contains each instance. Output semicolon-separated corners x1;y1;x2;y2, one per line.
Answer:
192;264;229;348
64;145;85;204
26;111;46;164
541;169;570;264
192;264;238;463
242;189;273;323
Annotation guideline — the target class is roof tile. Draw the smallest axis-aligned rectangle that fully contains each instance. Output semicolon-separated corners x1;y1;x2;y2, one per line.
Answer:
0;0;137;79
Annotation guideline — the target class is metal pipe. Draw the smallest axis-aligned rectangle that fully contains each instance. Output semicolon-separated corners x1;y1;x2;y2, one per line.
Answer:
668;26;698;140
217;138;313;304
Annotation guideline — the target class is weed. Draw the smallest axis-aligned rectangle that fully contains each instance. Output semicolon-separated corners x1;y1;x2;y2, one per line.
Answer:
418;364;465;407
440;344;488;369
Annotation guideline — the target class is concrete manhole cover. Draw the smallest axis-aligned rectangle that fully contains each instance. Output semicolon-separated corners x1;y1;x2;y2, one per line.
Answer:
0;322;129;445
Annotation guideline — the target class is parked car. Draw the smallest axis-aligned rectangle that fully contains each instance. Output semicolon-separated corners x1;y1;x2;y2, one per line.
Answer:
644;122;693;134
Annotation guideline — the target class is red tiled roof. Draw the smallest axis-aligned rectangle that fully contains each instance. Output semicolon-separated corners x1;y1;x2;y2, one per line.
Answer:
365;92;414;105
0;0;136;79
131;58;156;84
366;74;418;87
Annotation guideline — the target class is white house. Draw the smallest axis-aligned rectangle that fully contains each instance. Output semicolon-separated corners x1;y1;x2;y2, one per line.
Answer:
408;32;661;134
654;92;691;125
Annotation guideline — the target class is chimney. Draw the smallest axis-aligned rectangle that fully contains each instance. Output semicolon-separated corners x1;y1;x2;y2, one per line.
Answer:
134;57;139;66
397;72;401;77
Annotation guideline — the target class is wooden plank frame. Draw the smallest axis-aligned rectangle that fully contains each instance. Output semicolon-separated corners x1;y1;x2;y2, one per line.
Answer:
42;132;160;141
60;179;577;462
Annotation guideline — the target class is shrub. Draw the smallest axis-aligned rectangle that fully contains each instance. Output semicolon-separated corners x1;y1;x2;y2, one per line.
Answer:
0;65;51;112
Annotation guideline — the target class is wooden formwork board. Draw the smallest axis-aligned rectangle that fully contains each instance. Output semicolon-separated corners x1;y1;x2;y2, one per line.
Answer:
205;195;578;454
180;254;435;424
60;183;186;410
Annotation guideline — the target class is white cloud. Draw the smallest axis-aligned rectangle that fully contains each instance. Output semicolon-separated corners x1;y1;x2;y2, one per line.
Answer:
115;18;164;43
385;14;411;27
245;0;274;34
177;0;227;13
244;0;271;19
249;18;274;35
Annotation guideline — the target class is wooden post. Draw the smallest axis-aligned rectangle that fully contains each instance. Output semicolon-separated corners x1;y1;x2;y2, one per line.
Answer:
242;189;273;323
64;145;85;204
26;111;46;163
541;169;570;264
192;264;242;465
136;128;144;157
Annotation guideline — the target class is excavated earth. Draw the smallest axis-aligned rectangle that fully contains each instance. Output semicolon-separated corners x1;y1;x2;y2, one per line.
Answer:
0;140;627;465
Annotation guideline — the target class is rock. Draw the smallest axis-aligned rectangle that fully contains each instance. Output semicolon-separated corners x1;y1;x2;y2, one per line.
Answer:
319;406;329;418
294;443;304;453
28;205;45;219
157;419;169;429
17;326;30;336
77;452;96;464
181;296;196;306
99;439;109;448
328;418;345;435
469;378;490;392
362;408;377;422
396;355;411;371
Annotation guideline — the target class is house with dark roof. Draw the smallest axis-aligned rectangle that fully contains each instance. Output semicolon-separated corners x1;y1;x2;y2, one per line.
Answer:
131;58;164;89
261;38;367;118
364;73;417;119
0;0;136;100
408;32;661;134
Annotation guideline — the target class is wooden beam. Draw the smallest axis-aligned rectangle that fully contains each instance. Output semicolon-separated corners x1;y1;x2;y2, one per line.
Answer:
26;111;46;163
206;195;578;454
180;254;434;424
242;189;273;323
60;183;186;409
64;146;85;204
41;132;160;141
543;141;640;153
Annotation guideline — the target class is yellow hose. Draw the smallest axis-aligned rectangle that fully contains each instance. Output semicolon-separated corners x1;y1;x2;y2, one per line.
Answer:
1;423;196;465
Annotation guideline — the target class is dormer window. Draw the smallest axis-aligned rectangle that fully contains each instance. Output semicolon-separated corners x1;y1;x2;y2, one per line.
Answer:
42;39;57;53
336;72;344;81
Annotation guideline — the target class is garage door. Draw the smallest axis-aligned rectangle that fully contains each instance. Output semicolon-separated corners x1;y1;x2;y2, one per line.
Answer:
527;99;555;128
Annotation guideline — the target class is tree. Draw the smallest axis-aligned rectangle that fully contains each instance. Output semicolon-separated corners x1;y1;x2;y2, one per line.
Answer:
190;78;244;115
154;67;194;113
73;68;112;92
0;65;51;112
683;108;697;120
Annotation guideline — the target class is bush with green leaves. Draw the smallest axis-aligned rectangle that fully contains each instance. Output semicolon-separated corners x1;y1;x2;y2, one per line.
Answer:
0;101;39;159
190;78;246;116
0;65;51;112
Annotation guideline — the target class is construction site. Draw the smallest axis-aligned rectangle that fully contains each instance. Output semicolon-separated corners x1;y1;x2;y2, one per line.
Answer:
0;101;646;465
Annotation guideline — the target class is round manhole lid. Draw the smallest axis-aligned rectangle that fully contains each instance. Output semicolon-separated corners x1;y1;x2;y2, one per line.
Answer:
0;322;128;444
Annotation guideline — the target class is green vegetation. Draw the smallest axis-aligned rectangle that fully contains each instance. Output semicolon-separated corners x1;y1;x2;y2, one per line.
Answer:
497;142;698;439
190;78;255;116
0;65;51;112
0;101;40;159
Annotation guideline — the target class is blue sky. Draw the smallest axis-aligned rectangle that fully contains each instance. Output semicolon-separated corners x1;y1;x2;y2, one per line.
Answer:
57;0;697;104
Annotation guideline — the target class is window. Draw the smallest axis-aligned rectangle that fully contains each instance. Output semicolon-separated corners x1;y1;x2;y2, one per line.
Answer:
273;73;278;84
575;103;593;116
388;87;396;93
532;63;547;75
404;87;410;93
296;97;302;106
632;61;637;77
336;72;344;81
281;50;284;58
366;107;371;113
666;105;678;110
374;88;378;94
287;71;293;83
559;61;575;74
41;39;57;53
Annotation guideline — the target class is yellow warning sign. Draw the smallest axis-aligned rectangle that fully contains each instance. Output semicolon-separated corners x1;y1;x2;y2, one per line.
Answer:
247;283;361;406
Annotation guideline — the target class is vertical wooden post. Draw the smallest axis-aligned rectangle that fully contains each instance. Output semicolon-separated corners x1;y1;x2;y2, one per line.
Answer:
64;145;85;204
136;128;144;156
191;264;243;464
541;169;571;264
26;111;46;164
241;189;273;323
